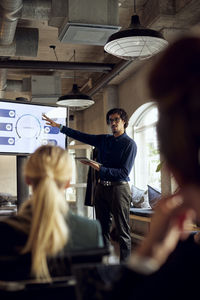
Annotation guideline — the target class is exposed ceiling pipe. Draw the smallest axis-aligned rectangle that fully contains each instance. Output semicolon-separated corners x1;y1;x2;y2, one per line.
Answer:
0;0;39;99
0;0;21;98
0;0;23;45
0;60;114;72
0;0;39;57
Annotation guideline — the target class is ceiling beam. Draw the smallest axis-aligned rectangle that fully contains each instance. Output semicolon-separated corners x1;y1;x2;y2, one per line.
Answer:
86;60;132;97
0;60;114;73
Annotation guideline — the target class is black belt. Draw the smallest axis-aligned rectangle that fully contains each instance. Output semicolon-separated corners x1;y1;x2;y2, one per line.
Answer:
98;180;128;186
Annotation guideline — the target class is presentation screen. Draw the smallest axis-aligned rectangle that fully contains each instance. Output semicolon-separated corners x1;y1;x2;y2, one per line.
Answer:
0;100;67;155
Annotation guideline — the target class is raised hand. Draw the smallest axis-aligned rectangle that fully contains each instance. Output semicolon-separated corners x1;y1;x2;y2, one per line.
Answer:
42;114;60;128
134;193;195;268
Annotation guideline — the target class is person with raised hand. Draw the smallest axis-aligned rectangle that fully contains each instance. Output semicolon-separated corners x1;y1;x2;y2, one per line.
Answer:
43;108;137;263
106;35;200;300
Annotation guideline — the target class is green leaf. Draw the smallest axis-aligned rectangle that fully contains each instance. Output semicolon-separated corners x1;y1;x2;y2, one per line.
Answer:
156;161;163;172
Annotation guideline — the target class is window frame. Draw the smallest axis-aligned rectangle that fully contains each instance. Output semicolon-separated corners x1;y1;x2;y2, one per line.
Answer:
127;102;173;196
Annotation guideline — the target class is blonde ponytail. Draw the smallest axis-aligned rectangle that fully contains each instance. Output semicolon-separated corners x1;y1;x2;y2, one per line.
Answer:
19;145;72;279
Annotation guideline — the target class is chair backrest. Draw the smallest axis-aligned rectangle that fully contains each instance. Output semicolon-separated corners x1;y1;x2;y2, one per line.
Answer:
0;248;109;300
0;247;109;280
0;254;31;281
0;276;77;300
67;246;109;265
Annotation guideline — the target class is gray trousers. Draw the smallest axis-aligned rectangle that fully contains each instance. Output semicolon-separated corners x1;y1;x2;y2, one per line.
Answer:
94;183;132;262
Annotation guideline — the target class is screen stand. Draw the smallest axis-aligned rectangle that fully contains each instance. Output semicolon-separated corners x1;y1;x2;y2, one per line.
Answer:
17;156;29;209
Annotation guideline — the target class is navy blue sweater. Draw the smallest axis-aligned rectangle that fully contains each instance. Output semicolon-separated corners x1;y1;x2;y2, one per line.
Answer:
61;126;137;182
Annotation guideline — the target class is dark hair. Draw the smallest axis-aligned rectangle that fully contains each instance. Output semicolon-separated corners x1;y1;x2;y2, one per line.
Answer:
149;36;200;184
106;108;129;129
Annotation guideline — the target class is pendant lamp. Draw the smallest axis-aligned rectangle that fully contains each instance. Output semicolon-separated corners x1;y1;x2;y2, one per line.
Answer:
56;50;94;110
56;83;94;110
104;0;168;60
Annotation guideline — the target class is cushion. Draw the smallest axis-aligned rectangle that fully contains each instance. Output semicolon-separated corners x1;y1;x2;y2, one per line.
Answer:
147;185;161;208
130;207;153;217
131;185;150;209
0;193;17;205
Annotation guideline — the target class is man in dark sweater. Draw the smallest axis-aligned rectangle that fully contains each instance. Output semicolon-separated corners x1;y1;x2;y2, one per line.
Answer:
43;108;137;262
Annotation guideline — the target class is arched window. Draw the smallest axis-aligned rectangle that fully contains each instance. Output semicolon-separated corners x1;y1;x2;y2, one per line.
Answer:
127;103;161;191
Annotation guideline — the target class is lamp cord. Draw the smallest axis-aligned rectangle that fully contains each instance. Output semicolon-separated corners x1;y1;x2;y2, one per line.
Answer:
134;0;136;14
68;49;76;84
49;45;58;61
73;50;76;84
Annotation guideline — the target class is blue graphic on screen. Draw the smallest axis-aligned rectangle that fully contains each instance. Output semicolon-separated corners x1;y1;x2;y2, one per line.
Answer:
0;109;15;118
0;101;67;154
0;123;13;131
0;137;15;145
44;126;60;135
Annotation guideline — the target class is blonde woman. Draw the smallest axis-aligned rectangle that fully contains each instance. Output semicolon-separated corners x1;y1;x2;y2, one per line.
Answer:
0;145;103;280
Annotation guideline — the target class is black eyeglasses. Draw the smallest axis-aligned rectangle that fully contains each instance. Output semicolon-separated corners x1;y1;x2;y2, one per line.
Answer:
108;117;121;124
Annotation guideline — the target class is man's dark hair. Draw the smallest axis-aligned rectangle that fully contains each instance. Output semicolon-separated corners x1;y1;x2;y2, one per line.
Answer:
106;108;129;129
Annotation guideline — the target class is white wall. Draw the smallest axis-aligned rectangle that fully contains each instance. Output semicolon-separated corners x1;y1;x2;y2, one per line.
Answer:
0;155;17;196
118;59;153;117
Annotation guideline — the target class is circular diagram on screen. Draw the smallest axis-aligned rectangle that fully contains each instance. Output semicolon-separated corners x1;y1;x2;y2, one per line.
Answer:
16;114;41;139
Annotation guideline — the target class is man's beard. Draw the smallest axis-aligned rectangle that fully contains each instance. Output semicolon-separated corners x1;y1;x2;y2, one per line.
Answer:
112;126;118;133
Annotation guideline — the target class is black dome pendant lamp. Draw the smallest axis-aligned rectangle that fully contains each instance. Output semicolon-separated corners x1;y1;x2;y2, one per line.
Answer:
104;0;168;60
57;83;94;110
56;50;94;110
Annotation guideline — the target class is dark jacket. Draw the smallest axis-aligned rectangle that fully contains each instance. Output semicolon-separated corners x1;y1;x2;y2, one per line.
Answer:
61;126;137;182
0;210;104;280
85;147;99;206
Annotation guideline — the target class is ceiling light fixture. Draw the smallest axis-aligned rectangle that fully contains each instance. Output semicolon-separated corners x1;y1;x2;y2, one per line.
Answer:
56;50;94;110
57;83;94;110
104;0;168;60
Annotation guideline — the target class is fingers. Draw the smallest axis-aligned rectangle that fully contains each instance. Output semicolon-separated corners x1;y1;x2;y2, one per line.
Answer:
136;193;196;266
148;195;186;242
80;160;89;165
179;209;196;239
42;114;56;127
151;195;195;242
79;160;100;171
42;113;50;122
154;194;184;216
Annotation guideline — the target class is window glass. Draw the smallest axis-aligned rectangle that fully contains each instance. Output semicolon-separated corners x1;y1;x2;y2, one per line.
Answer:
128;104;161;191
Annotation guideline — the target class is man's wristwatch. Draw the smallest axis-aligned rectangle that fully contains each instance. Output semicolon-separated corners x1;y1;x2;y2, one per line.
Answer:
59;124;63;131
